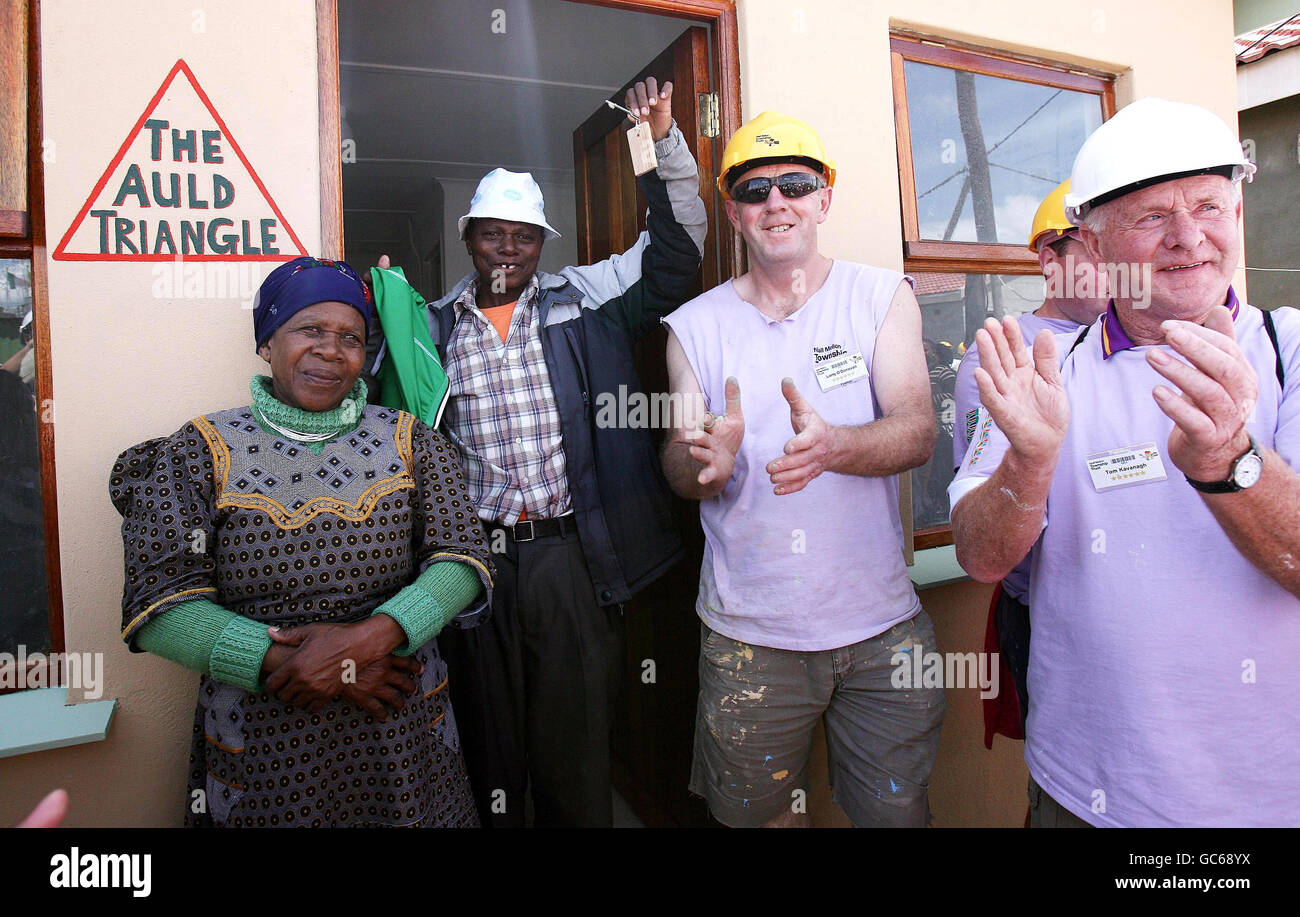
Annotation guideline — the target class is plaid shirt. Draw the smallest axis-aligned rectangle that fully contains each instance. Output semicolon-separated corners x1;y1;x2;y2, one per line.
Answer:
442;275;570;524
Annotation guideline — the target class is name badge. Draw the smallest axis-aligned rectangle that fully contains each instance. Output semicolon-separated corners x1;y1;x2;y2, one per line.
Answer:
1085;442;1167;492
813;350;868;391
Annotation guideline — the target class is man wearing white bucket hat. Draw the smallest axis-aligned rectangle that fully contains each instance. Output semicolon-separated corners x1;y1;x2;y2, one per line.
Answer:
377;78;706;827
458;168;562;241
950;97;1300;826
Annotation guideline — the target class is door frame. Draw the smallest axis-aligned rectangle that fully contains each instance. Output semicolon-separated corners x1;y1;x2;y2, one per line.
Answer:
315;0;742;275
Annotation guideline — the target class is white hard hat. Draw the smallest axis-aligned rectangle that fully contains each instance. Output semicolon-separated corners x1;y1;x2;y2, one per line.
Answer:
457;168;560;240
1065;98;1255;224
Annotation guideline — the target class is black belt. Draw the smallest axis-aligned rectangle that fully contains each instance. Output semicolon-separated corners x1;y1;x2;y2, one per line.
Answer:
489;514;577;543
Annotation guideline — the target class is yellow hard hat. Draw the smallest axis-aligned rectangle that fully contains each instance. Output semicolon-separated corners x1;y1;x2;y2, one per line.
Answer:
1029;179;1075;253
717;111;836;198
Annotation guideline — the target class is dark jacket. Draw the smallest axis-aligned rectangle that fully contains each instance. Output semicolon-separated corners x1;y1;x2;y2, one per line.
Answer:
425;124;707;605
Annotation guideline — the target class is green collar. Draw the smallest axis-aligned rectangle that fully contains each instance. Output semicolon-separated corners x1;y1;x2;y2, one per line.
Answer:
249;375;366;447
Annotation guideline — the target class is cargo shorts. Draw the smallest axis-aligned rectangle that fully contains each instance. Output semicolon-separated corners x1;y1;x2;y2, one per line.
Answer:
689;611;946;827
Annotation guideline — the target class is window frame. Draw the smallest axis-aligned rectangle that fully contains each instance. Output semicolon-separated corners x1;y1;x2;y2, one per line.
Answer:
891;34;1116;272
890;33;1115;550
0;0;67;694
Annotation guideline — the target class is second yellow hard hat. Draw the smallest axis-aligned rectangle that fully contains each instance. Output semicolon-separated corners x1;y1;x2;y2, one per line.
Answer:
1029;179;1075;253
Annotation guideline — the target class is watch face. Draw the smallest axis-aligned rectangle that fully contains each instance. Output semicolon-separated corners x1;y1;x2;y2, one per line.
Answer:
1234;453;1264;489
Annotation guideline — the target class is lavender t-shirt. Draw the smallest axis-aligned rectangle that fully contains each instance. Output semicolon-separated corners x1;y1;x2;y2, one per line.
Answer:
952;312;1082;599
664;261;921;651
949;298;1300;826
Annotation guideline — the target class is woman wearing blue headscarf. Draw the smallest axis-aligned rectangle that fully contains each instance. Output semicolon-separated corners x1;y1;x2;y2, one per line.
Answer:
110;257;491;827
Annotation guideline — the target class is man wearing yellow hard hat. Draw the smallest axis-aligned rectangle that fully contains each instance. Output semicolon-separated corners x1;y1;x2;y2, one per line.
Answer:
660;112;944;827
951;179;1108;752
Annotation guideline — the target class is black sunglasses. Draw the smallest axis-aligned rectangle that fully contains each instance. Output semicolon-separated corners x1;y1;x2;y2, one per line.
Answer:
730;172;825;205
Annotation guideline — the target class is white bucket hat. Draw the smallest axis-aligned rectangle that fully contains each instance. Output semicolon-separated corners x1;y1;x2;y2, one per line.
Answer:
457;168;561;240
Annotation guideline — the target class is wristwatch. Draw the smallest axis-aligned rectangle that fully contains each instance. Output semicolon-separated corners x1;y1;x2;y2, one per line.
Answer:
1185;433;1264;493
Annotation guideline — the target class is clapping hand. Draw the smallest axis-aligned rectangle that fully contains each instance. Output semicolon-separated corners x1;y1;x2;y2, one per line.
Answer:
1148;306;1259;482
972;316;1070;466
767;379;832;496
684;376;744;489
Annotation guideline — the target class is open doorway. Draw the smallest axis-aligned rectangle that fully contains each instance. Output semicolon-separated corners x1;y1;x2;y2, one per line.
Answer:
327;0;739;827
335;0;731;299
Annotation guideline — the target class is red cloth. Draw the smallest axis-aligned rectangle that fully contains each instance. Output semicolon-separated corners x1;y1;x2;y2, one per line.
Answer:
982;582;1024;748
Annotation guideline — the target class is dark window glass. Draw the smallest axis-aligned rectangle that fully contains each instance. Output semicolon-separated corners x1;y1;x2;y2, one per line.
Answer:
913;271;1046;533
0;258;50;654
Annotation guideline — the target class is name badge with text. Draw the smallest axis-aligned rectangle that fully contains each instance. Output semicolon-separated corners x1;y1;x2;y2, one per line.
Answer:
1085;442;1167;492
813;349;868;391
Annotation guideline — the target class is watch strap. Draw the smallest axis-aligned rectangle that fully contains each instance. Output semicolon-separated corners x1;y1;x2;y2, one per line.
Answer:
1185;433;1261;494
1184;474;1242;494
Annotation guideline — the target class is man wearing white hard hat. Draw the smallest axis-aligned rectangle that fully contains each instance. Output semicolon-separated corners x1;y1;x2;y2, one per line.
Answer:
951;180;1109;749
950;97;1300;826
374;78;706;828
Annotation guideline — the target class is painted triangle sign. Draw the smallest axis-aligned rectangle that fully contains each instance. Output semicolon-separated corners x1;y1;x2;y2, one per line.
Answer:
53;59;308;261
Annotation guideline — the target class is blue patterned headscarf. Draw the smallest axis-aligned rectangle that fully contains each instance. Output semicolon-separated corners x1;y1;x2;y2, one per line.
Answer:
253;257;373;348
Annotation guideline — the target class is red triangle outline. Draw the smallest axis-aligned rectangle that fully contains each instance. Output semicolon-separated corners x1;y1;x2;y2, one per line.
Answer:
52;59;309;261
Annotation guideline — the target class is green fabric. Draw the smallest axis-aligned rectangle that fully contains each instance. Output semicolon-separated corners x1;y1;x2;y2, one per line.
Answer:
135;598;272;692
373;561;483;655
249;375;367;454
369;266;451;428
135;561;480;685
209;616;275;691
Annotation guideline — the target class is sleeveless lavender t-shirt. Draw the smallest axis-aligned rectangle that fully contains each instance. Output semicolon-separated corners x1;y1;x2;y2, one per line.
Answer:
663;260;921;651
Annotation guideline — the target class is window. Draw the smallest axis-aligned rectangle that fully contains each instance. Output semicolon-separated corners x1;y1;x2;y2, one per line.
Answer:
1;0;64;686
890;34;1114;548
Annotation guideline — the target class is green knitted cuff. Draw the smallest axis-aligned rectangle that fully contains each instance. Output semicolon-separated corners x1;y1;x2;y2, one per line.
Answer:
135;598;233;673
208;615;274;692
373;561;483;656
415;560;485;613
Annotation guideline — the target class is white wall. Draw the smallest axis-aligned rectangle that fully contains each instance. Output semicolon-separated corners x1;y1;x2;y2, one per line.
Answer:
3;0;321;827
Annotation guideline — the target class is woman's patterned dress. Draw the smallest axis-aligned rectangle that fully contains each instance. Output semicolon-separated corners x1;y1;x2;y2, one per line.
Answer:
110;405;492;827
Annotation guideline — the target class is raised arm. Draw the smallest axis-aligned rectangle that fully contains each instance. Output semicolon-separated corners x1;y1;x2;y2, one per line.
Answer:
560;79;707;337
950;317;1069;582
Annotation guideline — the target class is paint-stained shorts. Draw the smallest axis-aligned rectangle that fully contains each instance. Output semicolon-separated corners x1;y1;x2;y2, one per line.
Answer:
689;611;946;828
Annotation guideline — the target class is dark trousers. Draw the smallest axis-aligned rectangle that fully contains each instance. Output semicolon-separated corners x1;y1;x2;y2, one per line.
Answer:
995;589;1032;731
439;528;625;828
1028;777;1094;828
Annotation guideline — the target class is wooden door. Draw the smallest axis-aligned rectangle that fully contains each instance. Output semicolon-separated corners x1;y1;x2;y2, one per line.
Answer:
572;26;721;828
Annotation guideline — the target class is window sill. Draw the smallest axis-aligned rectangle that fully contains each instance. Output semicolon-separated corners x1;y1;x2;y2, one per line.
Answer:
909;544;971;590
0;687;116;759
